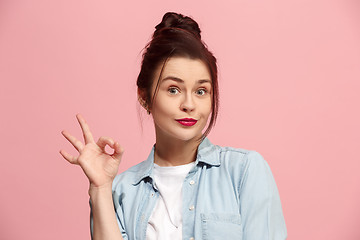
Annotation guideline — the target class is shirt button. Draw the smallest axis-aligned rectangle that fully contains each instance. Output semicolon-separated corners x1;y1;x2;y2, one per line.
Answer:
150;193;154;197
189;205;195;211
189;180;195;185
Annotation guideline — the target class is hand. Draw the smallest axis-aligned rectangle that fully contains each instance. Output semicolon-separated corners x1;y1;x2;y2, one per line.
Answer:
60;114;124;188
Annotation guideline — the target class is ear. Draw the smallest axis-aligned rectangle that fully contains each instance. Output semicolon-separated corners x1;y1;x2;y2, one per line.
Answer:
137;88;148;108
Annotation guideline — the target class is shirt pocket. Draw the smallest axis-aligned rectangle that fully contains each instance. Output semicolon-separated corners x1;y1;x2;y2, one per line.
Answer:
201;213;242;240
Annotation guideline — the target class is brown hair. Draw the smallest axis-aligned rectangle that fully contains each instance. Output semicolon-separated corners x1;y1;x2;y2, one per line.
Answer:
137;12;219;140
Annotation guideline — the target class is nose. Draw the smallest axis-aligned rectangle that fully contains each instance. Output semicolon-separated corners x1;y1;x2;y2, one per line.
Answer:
180;93;195;112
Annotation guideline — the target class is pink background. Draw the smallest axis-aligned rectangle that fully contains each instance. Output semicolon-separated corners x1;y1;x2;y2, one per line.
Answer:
1;0;359;239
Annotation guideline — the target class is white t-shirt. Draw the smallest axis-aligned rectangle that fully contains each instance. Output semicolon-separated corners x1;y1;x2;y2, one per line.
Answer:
146;162;195;240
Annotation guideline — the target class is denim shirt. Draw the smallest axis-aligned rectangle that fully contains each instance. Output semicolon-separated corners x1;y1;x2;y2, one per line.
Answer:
90;138;287;240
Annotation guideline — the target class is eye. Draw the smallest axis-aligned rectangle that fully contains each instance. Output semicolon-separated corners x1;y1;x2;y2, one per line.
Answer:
196;88;208;96
168;87;180;95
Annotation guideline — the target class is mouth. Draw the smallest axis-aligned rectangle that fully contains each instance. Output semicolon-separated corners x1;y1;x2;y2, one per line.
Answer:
176;118;198;126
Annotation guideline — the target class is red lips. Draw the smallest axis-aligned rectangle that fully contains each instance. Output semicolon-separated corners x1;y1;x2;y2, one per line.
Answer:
176;118;197;126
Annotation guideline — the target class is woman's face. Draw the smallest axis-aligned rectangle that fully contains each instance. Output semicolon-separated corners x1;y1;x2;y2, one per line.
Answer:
149;57;212;142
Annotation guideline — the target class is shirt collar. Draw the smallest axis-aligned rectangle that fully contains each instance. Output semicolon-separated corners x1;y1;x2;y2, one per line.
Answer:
132;137;220;185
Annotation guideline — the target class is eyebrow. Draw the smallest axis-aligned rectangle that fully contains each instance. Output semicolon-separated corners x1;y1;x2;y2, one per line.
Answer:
161;76;211;84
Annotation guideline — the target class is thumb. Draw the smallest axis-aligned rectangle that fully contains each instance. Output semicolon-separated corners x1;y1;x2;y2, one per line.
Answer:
112;142;124;162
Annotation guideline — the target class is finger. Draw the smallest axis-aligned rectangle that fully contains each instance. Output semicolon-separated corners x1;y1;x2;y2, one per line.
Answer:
112;142;124;162
61;130;84;152
59;149;79;165
97;136;115;152
76;113;95;144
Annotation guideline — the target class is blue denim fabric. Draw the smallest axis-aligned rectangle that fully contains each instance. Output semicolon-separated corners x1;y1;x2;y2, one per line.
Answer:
90;138;287;240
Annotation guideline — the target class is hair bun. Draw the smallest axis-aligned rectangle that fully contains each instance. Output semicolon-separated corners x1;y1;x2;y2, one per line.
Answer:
154;12;201;39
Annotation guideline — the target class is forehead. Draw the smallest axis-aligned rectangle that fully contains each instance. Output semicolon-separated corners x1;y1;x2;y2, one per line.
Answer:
157;57;211;82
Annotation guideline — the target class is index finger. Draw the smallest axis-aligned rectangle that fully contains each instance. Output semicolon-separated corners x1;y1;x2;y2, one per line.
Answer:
76;113;95;144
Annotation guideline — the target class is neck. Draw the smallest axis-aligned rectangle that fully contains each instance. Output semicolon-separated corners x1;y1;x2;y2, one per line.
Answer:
154;133;202;167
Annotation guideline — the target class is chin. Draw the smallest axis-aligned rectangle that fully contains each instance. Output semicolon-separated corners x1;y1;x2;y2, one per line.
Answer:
173;127;207;142
169;130;203;142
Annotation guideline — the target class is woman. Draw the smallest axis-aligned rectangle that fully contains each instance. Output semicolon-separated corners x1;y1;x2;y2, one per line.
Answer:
60;12;287;240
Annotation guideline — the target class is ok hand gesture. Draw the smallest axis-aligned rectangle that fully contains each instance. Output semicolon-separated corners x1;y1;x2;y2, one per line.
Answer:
60;114;124;189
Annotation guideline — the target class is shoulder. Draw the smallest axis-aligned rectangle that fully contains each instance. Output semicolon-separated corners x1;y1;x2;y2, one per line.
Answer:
215;144;269;172
213;144;275;187
214;144;278;197
199;138;270;173
112;160;150;190
220;147;278;197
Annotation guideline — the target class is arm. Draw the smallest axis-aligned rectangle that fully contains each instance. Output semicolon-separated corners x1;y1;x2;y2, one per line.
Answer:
89;183;123;240
60;114;125;240
239;151;287;240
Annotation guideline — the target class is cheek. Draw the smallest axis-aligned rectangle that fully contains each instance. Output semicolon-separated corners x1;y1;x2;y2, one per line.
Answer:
153;96;176;116
202;99;212;116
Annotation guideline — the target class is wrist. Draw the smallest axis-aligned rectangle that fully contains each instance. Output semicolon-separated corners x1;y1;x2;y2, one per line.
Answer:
88;182;113;197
